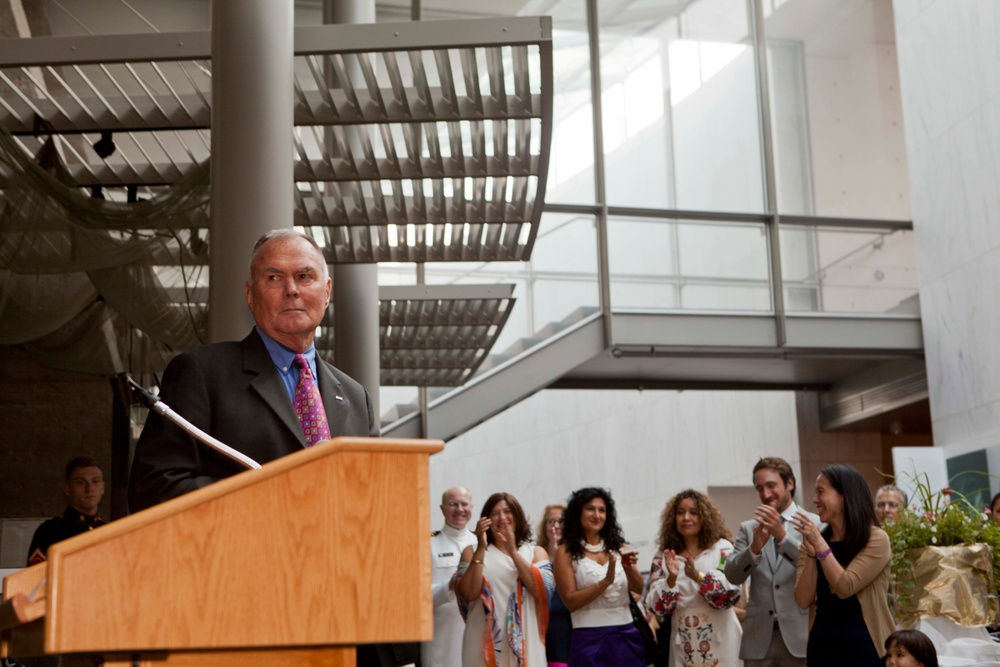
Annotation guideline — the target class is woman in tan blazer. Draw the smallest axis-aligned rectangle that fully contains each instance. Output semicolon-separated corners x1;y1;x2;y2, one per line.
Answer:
791;464;894;666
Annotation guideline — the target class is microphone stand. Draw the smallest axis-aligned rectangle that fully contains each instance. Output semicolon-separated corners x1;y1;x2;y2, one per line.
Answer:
116;373;262;471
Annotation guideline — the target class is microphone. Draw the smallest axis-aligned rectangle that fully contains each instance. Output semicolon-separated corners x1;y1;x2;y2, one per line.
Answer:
114;373;262;471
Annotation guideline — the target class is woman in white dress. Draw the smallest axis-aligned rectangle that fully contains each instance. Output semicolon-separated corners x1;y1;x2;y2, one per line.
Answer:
646;489;742;667
553;487;646;667
457;492;552;667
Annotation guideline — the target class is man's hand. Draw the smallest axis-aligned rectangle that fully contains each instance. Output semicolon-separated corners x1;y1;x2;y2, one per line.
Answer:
753;504;787;544
750;521;770;555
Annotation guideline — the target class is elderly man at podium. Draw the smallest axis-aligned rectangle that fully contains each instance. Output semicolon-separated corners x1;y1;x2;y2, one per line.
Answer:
128;229;378;513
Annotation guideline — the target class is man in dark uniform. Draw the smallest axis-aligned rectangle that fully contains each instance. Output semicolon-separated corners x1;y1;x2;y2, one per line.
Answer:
27;457;106;565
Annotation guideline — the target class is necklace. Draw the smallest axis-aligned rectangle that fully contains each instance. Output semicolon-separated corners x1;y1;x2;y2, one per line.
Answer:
583;539;605;553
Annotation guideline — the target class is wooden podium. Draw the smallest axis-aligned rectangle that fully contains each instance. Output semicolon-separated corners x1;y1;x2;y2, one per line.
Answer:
0;437;443;666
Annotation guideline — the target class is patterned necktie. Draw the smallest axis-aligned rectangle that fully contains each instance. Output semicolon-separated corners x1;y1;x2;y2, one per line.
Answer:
292;354;330;447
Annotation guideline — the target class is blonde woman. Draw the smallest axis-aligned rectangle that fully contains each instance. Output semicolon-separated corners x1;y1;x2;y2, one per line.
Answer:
538;504;572;667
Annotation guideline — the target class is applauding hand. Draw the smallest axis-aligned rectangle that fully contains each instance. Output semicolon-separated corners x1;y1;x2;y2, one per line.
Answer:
789;511;822;557
682;553;701;583
750;521;770;555
492;520;518;556
474;517;492;551
662;549;679;587
604;553;617;586
754;504;787;543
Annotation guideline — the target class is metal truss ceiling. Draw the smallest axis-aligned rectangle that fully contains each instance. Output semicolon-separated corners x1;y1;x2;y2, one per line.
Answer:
0;17;553;264
317;283;515;387
0;18;549;386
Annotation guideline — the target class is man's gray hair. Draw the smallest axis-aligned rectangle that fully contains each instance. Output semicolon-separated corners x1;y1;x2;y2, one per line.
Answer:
248;229;326;279
876;484;908;507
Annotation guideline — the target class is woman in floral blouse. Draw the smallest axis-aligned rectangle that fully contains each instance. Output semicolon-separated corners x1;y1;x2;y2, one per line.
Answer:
645;489;743;667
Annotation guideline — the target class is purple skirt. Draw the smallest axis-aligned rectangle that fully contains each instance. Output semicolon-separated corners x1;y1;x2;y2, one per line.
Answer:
568;623;645;667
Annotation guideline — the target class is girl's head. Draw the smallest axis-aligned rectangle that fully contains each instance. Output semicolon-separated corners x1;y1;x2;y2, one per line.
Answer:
884;629;937;667
563;487;626;558
990;491;1000;527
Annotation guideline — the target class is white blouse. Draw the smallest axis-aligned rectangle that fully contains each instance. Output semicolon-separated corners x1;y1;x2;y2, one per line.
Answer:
570;552;634;628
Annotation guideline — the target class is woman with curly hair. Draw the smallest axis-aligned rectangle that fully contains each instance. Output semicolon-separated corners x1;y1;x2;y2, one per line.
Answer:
645;489;742;667
553;487;645;667
457;492;553;667
538;503;572;667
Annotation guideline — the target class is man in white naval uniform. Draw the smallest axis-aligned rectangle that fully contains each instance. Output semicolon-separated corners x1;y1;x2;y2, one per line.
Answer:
422;486;476;667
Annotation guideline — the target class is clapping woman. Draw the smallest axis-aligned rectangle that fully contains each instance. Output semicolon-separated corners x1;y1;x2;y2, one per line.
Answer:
553;487;645;667
457;492;553;667
791;464;894;666
538;504;572;667
645;489;742;667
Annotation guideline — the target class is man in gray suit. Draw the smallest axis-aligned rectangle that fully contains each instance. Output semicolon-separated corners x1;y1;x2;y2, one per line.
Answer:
725;457;820;667
129;229;378;512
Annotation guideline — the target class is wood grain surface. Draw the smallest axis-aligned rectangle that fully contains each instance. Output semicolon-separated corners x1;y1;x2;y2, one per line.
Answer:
4;437;441;659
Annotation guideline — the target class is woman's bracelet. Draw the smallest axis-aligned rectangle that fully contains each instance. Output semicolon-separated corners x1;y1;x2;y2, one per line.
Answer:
816;547;833;561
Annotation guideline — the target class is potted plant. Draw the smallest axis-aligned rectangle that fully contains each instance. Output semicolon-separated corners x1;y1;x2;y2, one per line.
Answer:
882;473;1000;628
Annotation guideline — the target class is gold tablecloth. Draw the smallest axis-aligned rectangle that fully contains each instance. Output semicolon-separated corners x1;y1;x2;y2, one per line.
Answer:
896;543;998;627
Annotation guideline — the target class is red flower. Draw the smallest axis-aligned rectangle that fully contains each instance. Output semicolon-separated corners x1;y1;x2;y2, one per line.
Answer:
942;487;952;496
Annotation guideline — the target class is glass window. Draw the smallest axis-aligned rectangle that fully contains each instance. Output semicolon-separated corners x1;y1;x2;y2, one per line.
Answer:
609;217;771;312
422;212;598;355
780;226;918;314
765;0;910;218
420;0;596;205
599;0;765;212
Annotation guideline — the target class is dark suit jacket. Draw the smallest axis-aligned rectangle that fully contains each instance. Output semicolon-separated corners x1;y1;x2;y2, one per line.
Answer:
128;329;378;512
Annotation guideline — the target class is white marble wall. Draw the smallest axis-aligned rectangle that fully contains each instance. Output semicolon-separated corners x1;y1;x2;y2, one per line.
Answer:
428;389;801;554
894;0;1000;480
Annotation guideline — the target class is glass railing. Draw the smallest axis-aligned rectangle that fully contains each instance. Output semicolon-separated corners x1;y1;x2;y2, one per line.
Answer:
608;216;772;312
780;225;918;315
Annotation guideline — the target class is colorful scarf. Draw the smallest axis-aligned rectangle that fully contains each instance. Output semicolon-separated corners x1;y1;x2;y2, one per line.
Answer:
457;557;555;667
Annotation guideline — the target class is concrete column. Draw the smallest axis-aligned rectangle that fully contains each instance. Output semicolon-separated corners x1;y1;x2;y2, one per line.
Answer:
326;0;380;417
208;0;294;343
